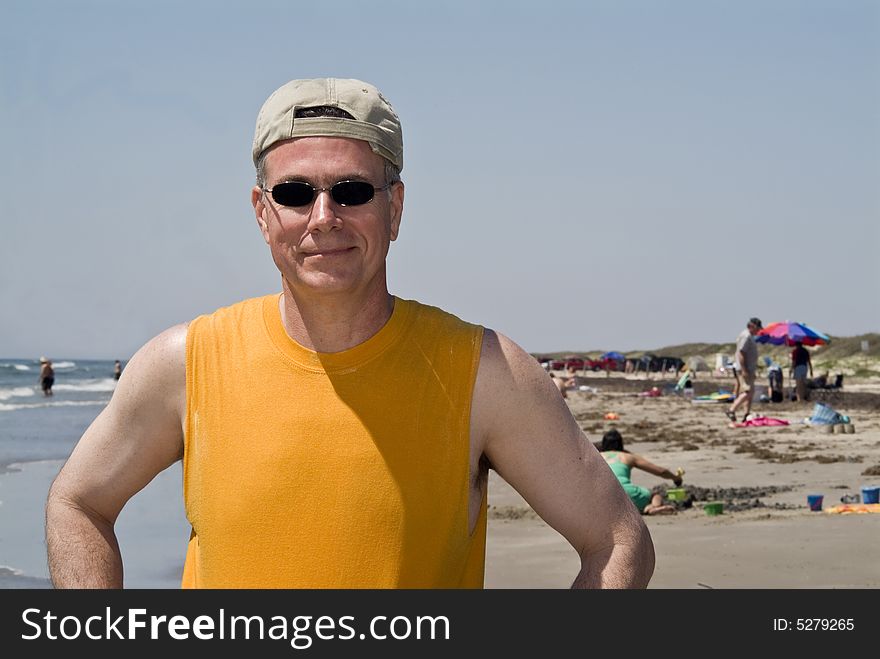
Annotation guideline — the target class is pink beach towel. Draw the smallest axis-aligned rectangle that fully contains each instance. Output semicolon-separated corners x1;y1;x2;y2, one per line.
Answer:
732;416;790;428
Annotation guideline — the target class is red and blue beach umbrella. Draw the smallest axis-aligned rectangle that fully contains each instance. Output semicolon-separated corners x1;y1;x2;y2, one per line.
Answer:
755;321;830;347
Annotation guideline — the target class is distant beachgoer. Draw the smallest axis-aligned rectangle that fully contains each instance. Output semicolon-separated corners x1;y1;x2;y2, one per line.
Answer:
598;429;681;515
726;317;761;423
790;341;813;402
731;362;741;398
39;357;55;397
563;364;580;390
114;360;122;381
551;371;568;399
766;357;784;403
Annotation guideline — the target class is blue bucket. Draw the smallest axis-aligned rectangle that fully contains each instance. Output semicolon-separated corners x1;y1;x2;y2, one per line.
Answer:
861;486;880;504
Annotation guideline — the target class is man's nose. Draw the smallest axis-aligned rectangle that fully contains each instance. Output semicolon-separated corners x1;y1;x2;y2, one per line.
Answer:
307;190;342;232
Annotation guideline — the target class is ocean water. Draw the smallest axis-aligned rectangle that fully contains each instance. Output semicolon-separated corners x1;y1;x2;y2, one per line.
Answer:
0;358;189;588
0;358;118;466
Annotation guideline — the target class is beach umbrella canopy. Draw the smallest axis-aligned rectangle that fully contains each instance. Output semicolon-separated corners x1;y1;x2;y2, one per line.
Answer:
600;351;626;361
755;321;830;347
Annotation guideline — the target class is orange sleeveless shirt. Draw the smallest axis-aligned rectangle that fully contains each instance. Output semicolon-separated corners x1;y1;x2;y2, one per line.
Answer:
181;295;486;588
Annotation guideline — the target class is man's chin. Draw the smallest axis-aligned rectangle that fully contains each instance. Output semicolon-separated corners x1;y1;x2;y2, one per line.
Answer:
289;271;360;294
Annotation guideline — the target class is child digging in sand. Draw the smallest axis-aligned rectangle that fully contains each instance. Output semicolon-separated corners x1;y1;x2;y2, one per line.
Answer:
598;429;683;515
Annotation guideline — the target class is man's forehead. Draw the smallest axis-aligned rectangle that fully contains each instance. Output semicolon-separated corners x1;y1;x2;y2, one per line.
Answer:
263;136;385;176
269;135;378;156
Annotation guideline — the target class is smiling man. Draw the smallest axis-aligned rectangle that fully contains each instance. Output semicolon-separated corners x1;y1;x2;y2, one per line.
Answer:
46;78;654;589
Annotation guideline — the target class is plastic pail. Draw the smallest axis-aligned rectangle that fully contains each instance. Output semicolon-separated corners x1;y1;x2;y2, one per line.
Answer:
704;502;723;516
861;486;880;504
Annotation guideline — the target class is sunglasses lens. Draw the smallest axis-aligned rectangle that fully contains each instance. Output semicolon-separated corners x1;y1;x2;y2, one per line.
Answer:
331;181;375;206
271;182;315;207
269;181;380;207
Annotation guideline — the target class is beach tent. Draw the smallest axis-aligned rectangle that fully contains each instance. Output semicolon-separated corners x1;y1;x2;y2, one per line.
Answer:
715;353;735;372
688;356;710;372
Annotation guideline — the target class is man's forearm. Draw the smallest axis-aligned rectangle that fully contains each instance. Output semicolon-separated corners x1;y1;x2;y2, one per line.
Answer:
570;527;655;589
46;497;124;588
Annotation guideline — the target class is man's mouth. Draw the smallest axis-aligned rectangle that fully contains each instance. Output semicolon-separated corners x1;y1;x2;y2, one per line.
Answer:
302;247;355;257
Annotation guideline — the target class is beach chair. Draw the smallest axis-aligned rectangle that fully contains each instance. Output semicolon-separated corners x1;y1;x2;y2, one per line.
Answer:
672;370;695;397
815;374;844;402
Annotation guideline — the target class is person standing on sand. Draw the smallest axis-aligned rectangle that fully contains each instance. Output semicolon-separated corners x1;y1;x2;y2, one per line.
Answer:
731;361;741;398
46;77;654;589
551;371;568;399
789;341;812;402
39;357;55;397
113;360;122;381
726;317;762;423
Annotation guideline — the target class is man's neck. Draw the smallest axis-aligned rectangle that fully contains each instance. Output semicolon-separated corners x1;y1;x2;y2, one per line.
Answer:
278;280;395;353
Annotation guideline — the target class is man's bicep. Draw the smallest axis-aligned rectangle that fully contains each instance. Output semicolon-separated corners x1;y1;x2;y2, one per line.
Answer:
50;325;187;524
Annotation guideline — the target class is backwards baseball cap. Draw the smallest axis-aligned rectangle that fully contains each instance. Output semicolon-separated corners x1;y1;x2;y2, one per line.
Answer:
749;317;763;329
252;78;403;171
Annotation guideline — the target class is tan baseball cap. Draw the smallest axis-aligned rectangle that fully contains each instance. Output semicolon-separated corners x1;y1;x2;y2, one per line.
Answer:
252;78;403;171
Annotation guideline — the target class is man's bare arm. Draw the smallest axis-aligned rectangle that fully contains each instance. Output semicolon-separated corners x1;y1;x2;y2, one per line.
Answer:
472;330;654;588
45;324;188;588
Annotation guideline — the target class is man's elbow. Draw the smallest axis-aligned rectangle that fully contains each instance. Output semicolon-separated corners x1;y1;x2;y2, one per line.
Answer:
630;521;656;588
575;515;656;589
46;475;70;522
45;476;114;536
611;511;656;588
46;473;80;519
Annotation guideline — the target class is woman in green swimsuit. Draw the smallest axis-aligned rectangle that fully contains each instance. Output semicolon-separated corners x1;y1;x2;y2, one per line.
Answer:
599;429;683;515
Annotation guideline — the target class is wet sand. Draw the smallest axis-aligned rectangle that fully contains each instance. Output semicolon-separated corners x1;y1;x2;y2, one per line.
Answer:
0;461;188;588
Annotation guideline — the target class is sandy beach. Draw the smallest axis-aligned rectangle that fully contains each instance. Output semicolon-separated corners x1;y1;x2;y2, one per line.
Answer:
486;371;880;588
1;369;877;589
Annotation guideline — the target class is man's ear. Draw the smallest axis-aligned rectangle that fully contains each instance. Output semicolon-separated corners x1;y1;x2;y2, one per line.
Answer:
389;181;404;241
252;186;271;244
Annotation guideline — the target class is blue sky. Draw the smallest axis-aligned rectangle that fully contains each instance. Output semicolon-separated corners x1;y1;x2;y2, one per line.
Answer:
1;0;878;359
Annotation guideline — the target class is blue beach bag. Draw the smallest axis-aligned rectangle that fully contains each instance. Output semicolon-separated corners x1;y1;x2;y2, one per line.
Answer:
810;402;842;425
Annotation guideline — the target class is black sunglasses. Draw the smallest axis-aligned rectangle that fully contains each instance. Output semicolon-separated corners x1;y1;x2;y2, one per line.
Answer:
262;180;392;208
